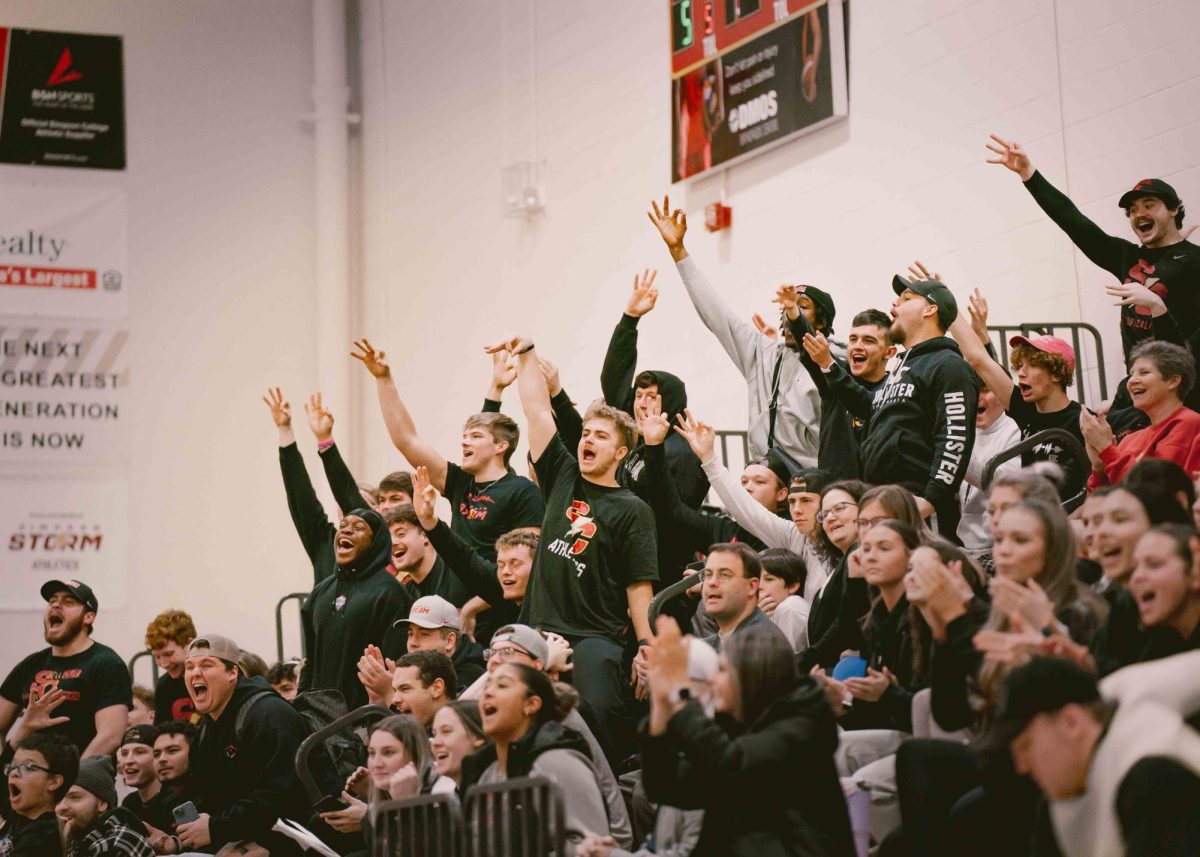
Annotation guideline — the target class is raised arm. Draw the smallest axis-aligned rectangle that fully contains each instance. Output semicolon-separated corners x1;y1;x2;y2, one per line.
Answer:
482;349;518;412
802;333;874;420
304;392;375;514
486;336;555;461
639;400;719;552
265;388;333;571
987;134;1132;275
648;196;760;377
601;269;657;407
779;285;832;397
412;466;504;604
946;286;1014;410
542;357;583;455
351;338;449;491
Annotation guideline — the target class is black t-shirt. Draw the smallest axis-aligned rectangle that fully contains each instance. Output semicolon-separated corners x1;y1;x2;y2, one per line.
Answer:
521;434;658;643
444;462;544;562
1005;396;1087;498
0;811;60;857
0;642;131;752
153;673;196;724
122;787;177;834
401;557;471;608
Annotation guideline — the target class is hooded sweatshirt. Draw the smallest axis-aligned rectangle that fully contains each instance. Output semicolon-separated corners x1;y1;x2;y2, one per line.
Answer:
460;720;610;851
299;508;413;707
859;337;979;540
191;676;311;849
601;314;710;509
674;256;822;465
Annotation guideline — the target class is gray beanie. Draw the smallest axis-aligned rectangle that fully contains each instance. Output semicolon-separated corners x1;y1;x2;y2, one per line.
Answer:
75;755;118;808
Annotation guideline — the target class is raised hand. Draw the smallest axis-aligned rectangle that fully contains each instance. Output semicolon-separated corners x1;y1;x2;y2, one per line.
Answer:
801;331;834;370
985;134;1035;181
539;357;563;396
489;350;518;396
906;259;941;282
412;465;439;529
773;285;801;321
1079;408;1115;455
625;268;660;318
544;632;574;676
20;689;70;734
304;392;334;443
637;393;671;446
647;195;688;260
263;387;291;428
967;287;991;346
1106;282;1167;317
673;408;716;463
388;763;421;800
350;338;391;378
483;335;533;357
752;313;780;342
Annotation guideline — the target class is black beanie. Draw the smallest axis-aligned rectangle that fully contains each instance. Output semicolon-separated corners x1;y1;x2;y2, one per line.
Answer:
350;508;384;537
75;755;118;808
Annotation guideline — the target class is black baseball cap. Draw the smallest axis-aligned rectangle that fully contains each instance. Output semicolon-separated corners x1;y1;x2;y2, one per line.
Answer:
789;467;833;496
1118;178;1181;210
40;579;98;613
797;285;836;331
981;657;1101;753
756;447;801;489
892;275;958;330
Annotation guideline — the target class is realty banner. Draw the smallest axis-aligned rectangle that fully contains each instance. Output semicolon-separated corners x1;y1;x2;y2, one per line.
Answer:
0;476;128;610
0;322;129;463
0;185;127;319
0;27;125;170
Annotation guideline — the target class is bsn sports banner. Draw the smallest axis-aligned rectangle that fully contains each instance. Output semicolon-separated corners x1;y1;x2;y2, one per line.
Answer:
0;476;128;611
0;185;127;319
0;27;125;169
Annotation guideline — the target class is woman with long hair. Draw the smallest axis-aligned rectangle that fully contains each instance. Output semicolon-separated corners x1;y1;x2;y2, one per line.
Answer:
430;700;488;789
460;664;609;849
643;620;856;856
1129;524;1200;657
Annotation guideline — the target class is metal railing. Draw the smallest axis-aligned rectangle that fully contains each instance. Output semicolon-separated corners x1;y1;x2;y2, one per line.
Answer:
648;573;703;628
276;591;309;663
464;777;569;857
127;649;160;687
370;793;464;857
980;427;1089;513
294;703;392;808
987;322;1108;407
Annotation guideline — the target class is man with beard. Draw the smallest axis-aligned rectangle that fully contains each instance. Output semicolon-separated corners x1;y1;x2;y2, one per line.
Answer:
298;508;413;708
2;733;79;857
117;726;172;835
0;581;130;759
647;196;826;465
57;756;154;857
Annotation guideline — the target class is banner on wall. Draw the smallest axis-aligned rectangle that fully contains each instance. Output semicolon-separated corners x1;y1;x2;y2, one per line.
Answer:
0;476;128;610
670;0;848;182
0;27;125;170
0;323;129;463
0;186;126;319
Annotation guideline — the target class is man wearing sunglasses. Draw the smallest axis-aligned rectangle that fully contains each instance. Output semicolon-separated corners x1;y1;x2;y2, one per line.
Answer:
3;733;80;857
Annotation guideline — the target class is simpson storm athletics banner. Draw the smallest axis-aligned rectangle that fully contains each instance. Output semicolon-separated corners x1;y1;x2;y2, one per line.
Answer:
0;27;125;170
0;185;127;319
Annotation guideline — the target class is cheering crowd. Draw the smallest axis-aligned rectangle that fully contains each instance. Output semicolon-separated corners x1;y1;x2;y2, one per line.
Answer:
5;134;1200;857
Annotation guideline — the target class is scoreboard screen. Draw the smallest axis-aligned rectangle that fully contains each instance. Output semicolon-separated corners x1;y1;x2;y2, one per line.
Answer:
670;0;848;182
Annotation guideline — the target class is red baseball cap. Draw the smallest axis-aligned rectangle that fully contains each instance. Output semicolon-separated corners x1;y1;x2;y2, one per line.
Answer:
1009;335;1076;374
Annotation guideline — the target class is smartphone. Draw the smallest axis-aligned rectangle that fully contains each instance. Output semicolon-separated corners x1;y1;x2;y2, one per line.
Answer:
173;801;200;826
314;795;349;813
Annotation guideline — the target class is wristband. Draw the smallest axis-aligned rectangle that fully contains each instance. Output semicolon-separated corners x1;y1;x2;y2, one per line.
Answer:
515;342;535;355
317;438;335;451
170;836;181;854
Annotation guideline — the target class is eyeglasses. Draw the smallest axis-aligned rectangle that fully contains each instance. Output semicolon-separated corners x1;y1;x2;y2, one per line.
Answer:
484;646;529;662
700;568;739;583
816;501;858;524
4;762;51;779
856;516;888;532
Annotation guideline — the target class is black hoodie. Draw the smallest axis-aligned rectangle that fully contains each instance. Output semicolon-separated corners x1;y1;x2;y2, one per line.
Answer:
859;337;978;540
298;508;413;707
191;676;311;849
641;679;856;857
601;314;709;508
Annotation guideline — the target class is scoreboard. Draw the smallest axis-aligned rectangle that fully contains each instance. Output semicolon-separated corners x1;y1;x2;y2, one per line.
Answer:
670;0;848;182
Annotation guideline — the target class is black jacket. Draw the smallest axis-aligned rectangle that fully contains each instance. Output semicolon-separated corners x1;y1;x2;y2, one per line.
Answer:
641;680;856;857
298;511;412;707
796;554;868;674
192;677;311;848
840;595;926;733
858;337;978;540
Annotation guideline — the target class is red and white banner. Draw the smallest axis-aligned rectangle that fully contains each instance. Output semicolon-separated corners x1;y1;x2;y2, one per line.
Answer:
0;185;126;319
0;476;128;610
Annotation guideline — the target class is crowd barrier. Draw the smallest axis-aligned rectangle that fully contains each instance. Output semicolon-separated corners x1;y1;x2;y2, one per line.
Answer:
127;649;160;687
981;427;1090;512
277;591;309;663
294;703;392;809
986;321;1109;407
369;792;464;857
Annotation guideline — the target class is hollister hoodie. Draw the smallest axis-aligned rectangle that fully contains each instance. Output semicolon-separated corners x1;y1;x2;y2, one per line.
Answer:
860;337;979;540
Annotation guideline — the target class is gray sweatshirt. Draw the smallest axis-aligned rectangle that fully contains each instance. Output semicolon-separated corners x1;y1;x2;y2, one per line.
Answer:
675;256;822;465
611;805;704;857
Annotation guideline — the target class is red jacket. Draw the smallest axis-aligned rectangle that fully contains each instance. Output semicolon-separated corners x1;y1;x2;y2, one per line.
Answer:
1089;406;1200;489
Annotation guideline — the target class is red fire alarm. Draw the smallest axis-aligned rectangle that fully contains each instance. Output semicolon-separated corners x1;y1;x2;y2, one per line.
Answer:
705;202;732;232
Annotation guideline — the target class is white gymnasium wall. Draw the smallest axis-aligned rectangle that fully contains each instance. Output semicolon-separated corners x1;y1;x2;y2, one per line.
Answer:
358;0;1200;476
0;1;319;680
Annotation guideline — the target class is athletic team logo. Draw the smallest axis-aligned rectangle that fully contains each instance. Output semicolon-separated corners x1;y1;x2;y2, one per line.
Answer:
564;500;597;556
